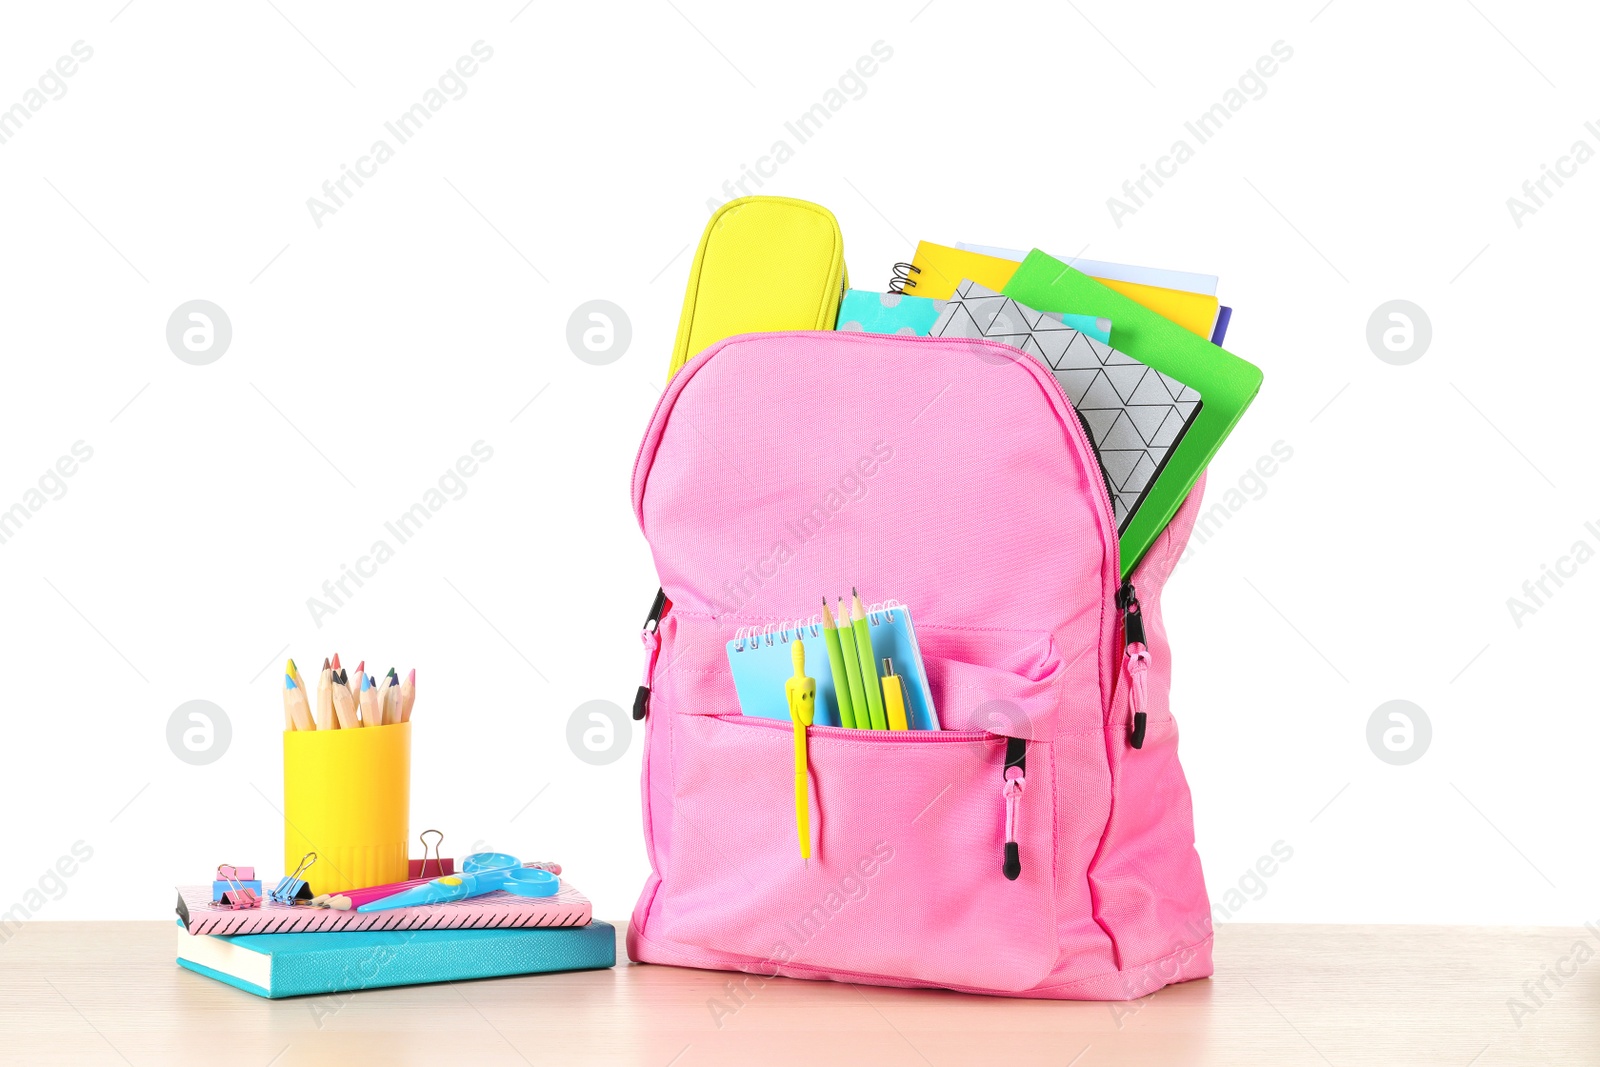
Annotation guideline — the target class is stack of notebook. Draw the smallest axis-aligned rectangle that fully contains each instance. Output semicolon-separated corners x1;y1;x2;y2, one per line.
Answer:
838;240;1260;577
174;876;613;998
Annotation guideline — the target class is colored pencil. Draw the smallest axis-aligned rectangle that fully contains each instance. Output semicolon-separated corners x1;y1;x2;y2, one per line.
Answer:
834;597;871;730
851;588;888;730
399;669;416;723
375;671;394;726
820;599;857;728
330;677;360;729
360;673;380;727
284;674;315;731
315;660;336;730
279;654;415;729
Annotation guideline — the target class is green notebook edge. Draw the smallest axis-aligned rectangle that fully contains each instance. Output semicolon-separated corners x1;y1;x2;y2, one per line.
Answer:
1003;249;1264;578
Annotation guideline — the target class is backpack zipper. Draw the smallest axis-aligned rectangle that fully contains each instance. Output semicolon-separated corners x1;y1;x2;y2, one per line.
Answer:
1117;580;1149;749
1002;736;1026;880
1072;406;1117;517
633;587;668;720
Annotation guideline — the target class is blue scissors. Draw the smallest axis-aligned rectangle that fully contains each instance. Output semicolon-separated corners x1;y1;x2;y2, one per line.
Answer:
356;852;558;912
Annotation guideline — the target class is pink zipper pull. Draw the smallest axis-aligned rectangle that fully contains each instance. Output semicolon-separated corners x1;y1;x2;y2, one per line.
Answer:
1002;737;1026;880
633;589;667;720
1119;581;1149;749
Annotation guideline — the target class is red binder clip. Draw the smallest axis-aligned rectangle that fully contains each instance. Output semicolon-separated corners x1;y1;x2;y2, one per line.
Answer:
408;829;454;878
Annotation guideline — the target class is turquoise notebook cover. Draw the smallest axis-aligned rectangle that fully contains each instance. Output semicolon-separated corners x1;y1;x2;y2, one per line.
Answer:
725;605;938;730
835;289;1111;344
176;920;615;999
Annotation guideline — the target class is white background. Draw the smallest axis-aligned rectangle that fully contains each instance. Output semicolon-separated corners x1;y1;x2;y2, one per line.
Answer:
1;0;1593;927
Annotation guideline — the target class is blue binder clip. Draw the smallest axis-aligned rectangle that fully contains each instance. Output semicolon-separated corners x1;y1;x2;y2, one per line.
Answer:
270;852;317;904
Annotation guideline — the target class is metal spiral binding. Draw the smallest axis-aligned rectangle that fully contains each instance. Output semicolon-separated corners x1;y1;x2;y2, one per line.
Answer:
731;615;823;652
887;262;921;294
866;599;902;624
731;600;902;649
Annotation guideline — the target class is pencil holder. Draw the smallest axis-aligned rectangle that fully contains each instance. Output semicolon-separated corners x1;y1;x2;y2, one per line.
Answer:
283;721;410;896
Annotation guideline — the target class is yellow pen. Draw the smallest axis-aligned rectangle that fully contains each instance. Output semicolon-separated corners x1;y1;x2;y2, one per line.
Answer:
785;640;815;863
881;658;909;730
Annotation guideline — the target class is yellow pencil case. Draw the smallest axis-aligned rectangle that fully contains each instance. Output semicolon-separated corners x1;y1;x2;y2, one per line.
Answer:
283;722;410;896
667;196;848;380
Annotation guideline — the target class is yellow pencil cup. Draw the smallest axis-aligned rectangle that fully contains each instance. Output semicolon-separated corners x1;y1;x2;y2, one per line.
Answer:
283;721;410;896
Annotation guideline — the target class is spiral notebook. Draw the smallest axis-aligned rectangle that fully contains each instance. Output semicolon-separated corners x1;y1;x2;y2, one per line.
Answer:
893;241;1221;339
726;602;939;730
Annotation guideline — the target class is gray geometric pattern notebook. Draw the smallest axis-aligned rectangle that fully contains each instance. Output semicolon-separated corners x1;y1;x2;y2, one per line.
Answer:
930;280;1202;531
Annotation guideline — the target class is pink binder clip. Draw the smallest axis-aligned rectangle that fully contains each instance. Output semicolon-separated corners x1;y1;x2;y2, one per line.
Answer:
213;864;261;910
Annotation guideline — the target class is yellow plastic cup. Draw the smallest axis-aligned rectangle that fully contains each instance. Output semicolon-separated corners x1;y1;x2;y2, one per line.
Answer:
283;721;410;896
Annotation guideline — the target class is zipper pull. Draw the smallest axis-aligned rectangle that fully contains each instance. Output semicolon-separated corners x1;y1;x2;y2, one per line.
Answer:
1118;580;1149;749
1002;736;1026;880
633;588;668;721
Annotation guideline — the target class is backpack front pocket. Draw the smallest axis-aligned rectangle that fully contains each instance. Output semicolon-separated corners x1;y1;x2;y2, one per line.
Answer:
653;713;1059;992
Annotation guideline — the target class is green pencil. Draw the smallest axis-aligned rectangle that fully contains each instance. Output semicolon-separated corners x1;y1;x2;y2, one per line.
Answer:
821;599;857;729
834;598;871;730
850;589;888;730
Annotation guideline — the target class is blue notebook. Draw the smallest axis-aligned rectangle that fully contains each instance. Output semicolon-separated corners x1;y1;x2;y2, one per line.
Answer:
836;289;1112;344
175;919;615;999
726;603;939;729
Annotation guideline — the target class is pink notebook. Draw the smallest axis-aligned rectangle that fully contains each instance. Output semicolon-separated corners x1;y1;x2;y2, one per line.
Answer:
176;874;592;937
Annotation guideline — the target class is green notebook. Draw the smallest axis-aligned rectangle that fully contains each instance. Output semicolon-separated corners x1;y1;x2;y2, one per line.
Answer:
1003;250;1263;578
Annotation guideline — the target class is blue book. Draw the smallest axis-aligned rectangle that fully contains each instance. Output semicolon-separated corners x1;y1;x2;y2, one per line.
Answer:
726;603;939;730
175;919;615;999
836;289;1112;344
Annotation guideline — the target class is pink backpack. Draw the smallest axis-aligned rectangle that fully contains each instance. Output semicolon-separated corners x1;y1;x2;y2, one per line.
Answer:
628;329;1212;1000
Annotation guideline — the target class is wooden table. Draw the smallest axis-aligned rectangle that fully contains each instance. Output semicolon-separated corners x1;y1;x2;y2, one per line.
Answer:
0;923;1592;1065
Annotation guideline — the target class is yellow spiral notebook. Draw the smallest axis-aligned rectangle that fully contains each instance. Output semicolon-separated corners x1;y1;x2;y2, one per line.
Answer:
896;241;1219;340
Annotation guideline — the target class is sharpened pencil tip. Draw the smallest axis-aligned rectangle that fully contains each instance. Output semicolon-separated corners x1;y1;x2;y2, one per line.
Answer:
285;673;295;689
